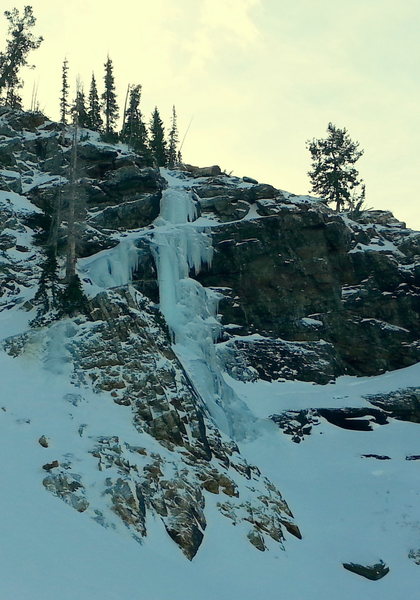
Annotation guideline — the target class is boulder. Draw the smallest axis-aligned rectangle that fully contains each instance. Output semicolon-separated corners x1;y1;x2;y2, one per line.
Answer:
342;560;390;580
182;164;222;177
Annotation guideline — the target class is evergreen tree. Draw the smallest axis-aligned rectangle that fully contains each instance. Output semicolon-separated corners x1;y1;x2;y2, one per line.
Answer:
101;56;118;135
5;85;22;109
87;73;102;131
306;123;365;212
32;245;60;319
72;86;89;128
60;58;69;124
167;105;179;168
59;272;87;317
120;84;149;153
0;6;43;103
149;107;167;167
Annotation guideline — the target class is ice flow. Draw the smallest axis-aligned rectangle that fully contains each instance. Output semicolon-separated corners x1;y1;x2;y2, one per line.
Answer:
152;174;256;440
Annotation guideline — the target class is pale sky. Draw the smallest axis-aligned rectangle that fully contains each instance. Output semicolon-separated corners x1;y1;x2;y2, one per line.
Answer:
2;0;419;228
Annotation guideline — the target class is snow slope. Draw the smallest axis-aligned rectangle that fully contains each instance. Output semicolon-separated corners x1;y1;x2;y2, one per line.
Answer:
1;335;419;599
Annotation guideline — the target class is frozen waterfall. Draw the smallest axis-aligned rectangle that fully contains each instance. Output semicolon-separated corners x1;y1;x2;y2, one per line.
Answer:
152;173;256;441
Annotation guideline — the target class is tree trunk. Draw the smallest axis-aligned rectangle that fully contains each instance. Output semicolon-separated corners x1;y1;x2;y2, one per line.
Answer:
65;125;78;282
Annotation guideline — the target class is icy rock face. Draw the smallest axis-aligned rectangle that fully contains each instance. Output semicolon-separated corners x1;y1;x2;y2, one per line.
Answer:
5;287;298;560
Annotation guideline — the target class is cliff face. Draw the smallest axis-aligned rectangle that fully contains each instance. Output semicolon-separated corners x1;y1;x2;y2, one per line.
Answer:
189;179;419;382
1;108;419;598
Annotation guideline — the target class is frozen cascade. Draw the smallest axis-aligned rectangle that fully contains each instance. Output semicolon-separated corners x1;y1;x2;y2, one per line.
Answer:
152;175;257;440
78;240;141;290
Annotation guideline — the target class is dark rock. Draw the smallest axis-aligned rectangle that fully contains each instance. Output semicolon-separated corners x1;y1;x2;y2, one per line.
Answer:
271;407;389;438
79;226;119;257
361;454;391;460
243;176;258;184
405;455;420;461
342;560;390;580
252;183;277;199
198;195;250;221
193;183;252;201
408;549;420;565
182;164;222;177
97;166;164;205
107;477;146;536
247;529;266;551
224;337;343;384
131;240;159;302
317;407;389;430
88;192;161;230
43;472;89;512
397;232;420;256
78;142;118;164
42;460;59;470
365;388;420;423
196;205;419;378
356;210;405;227
0;137;22;166
38;435;49;448
198;213;349;341
270;410;320;443
7;111;47;132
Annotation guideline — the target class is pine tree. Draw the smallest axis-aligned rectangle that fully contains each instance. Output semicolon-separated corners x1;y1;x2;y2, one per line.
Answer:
87;73;102;131
0;6;43;103
120;84;149;153
60;58;69;124
5;85;22;109
306;123;365;212
72;86;89;129
101;56;118;135
149;107;167;167
167;105;179;168
32;245;60;319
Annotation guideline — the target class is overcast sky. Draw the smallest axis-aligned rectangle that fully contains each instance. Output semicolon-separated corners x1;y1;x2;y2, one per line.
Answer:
2;0;419;228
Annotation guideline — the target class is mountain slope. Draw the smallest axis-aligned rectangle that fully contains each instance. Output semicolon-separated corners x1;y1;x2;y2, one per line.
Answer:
0;108;419;599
